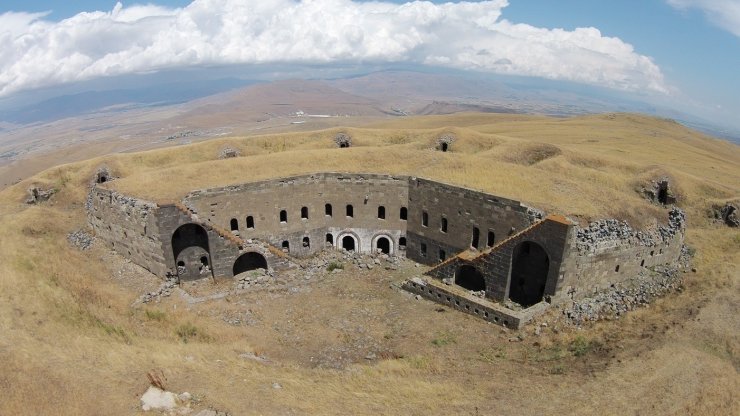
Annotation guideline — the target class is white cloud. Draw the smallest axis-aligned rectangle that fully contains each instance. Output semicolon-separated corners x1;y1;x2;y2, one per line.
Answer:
667;0;740;37
0;0;668;97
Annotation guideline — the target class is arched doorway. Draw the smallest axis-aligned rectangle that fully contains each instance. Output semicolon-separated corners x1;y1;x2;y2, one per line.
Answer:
172;223;209;260
508;241;549;307
376;236;391;254
342;235;356;251
172;223;211;280
233;252;268;276
455;265;485;291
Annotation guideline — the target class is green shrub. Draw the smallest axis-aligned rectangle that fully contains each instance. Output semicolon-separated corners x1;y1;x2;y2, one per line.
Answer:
569;336;592;357
327;261;344;272
145;309;166;321
176;322;204;343
431;331;456;347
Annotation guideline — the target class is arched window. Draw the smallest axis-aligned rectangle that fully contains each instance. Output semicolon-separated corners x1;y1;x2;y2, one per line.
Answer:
399;237;407;248
325;203;333;216
471;227;480;248
422;211;428;227
230;218;239;231
280;210;287;223
246;216;255;229
377;206;386;219
303;236;310;248
326;233;334;245
346;204;354;217
440;217;448;233
487;230;495;247
301;206;309;219
400;207;408;220
281;241;290;252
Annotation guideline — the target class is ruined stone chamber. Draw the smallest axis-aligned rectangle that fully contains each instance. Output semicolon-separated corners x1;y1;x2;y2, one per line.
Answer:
87;172;686;328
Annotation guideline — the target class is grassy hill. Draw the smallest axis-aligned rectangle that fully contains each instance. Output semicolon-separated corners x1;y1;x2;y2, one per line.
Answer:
0;112;737;415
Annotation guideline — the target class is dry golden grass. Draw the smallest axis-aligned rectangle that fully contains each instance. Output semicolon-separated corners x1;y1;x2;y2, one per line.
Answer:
0;112;737;415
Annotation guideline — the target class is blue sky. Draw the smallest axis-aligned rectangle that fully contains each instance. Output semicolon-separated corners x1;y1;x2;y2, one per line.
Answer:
0;1;738;130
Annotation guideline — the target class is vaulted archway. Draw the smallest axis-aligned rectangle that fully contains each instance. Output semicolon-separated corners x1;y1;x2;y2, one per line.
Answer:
508;241;549;307
455;265;485;291
342;235;356;251
171;223;211;280
375;236;391;254
233;252;268;276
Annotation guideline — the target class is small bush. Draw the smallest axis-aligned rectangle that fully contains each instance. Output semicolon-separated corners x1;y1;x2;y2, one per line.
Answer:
176;322;208;343
431;331;456;347
95;318;130;344
550;363;566;375
479;347;507;363
569;336;592;357
327;261;344;272
145;310;166;321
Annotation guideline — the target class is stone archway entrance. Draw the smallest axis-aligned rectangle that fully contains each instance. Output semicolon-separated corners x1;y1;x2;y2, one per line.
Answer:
172;223;211;280
376;236;391;254
455;265;485;291
342;235;356;251
508;241;549;307
233;252;268;276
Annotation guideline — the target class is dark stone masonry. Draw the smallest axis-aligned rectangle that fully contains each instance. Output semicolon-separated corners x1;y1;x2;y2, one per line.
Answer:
87;172;686;328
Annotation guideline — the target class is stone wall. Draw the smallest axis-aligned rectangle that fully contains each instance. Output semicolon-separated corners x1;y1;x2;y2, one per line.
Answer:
156;203;291;281
426;215;573;304
406;177;534;266
87;187;167;276
558;208;685;301
90;173;538;281
88;171;688;327
183;173;410;257
401;277;543;329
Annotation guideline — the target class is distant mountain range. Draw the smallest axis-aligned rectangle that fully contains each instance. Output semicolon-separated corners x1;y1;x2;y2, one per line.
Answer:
0;69;737;143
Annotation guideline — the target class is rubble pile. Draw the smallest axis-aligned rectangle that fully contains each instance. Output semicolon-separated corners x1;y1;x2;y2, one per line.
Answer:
218;147;240;159
139;275;179;303
235;267;273;289
25;186;56;204
67;230;95;250
711;202;739;227
562;266;683;325
576;207;685;253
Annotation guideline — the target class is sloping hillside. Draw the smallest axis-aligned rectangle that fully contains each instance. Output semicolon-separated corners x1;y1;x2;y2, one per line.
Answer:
0;112;737;415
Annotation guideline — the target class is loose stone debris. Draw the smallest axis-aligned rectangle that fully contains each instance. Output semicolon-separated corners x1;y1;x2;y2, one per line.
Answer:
218;147;240;159
139;275;179;303
67;230;95;250
575;207;685;254
711;202;739;227
334;132;352;148
25;186;56;204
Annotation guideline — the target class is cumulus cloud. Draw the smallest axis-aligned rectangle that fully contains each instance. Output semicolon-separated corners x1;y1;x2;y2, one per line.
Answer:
667;0;740;37
0;0;668;97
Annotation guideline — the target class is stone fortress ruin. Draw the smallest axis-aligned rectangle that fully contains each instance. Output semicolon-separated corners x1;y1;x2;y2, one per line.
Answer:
87;163;686;329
